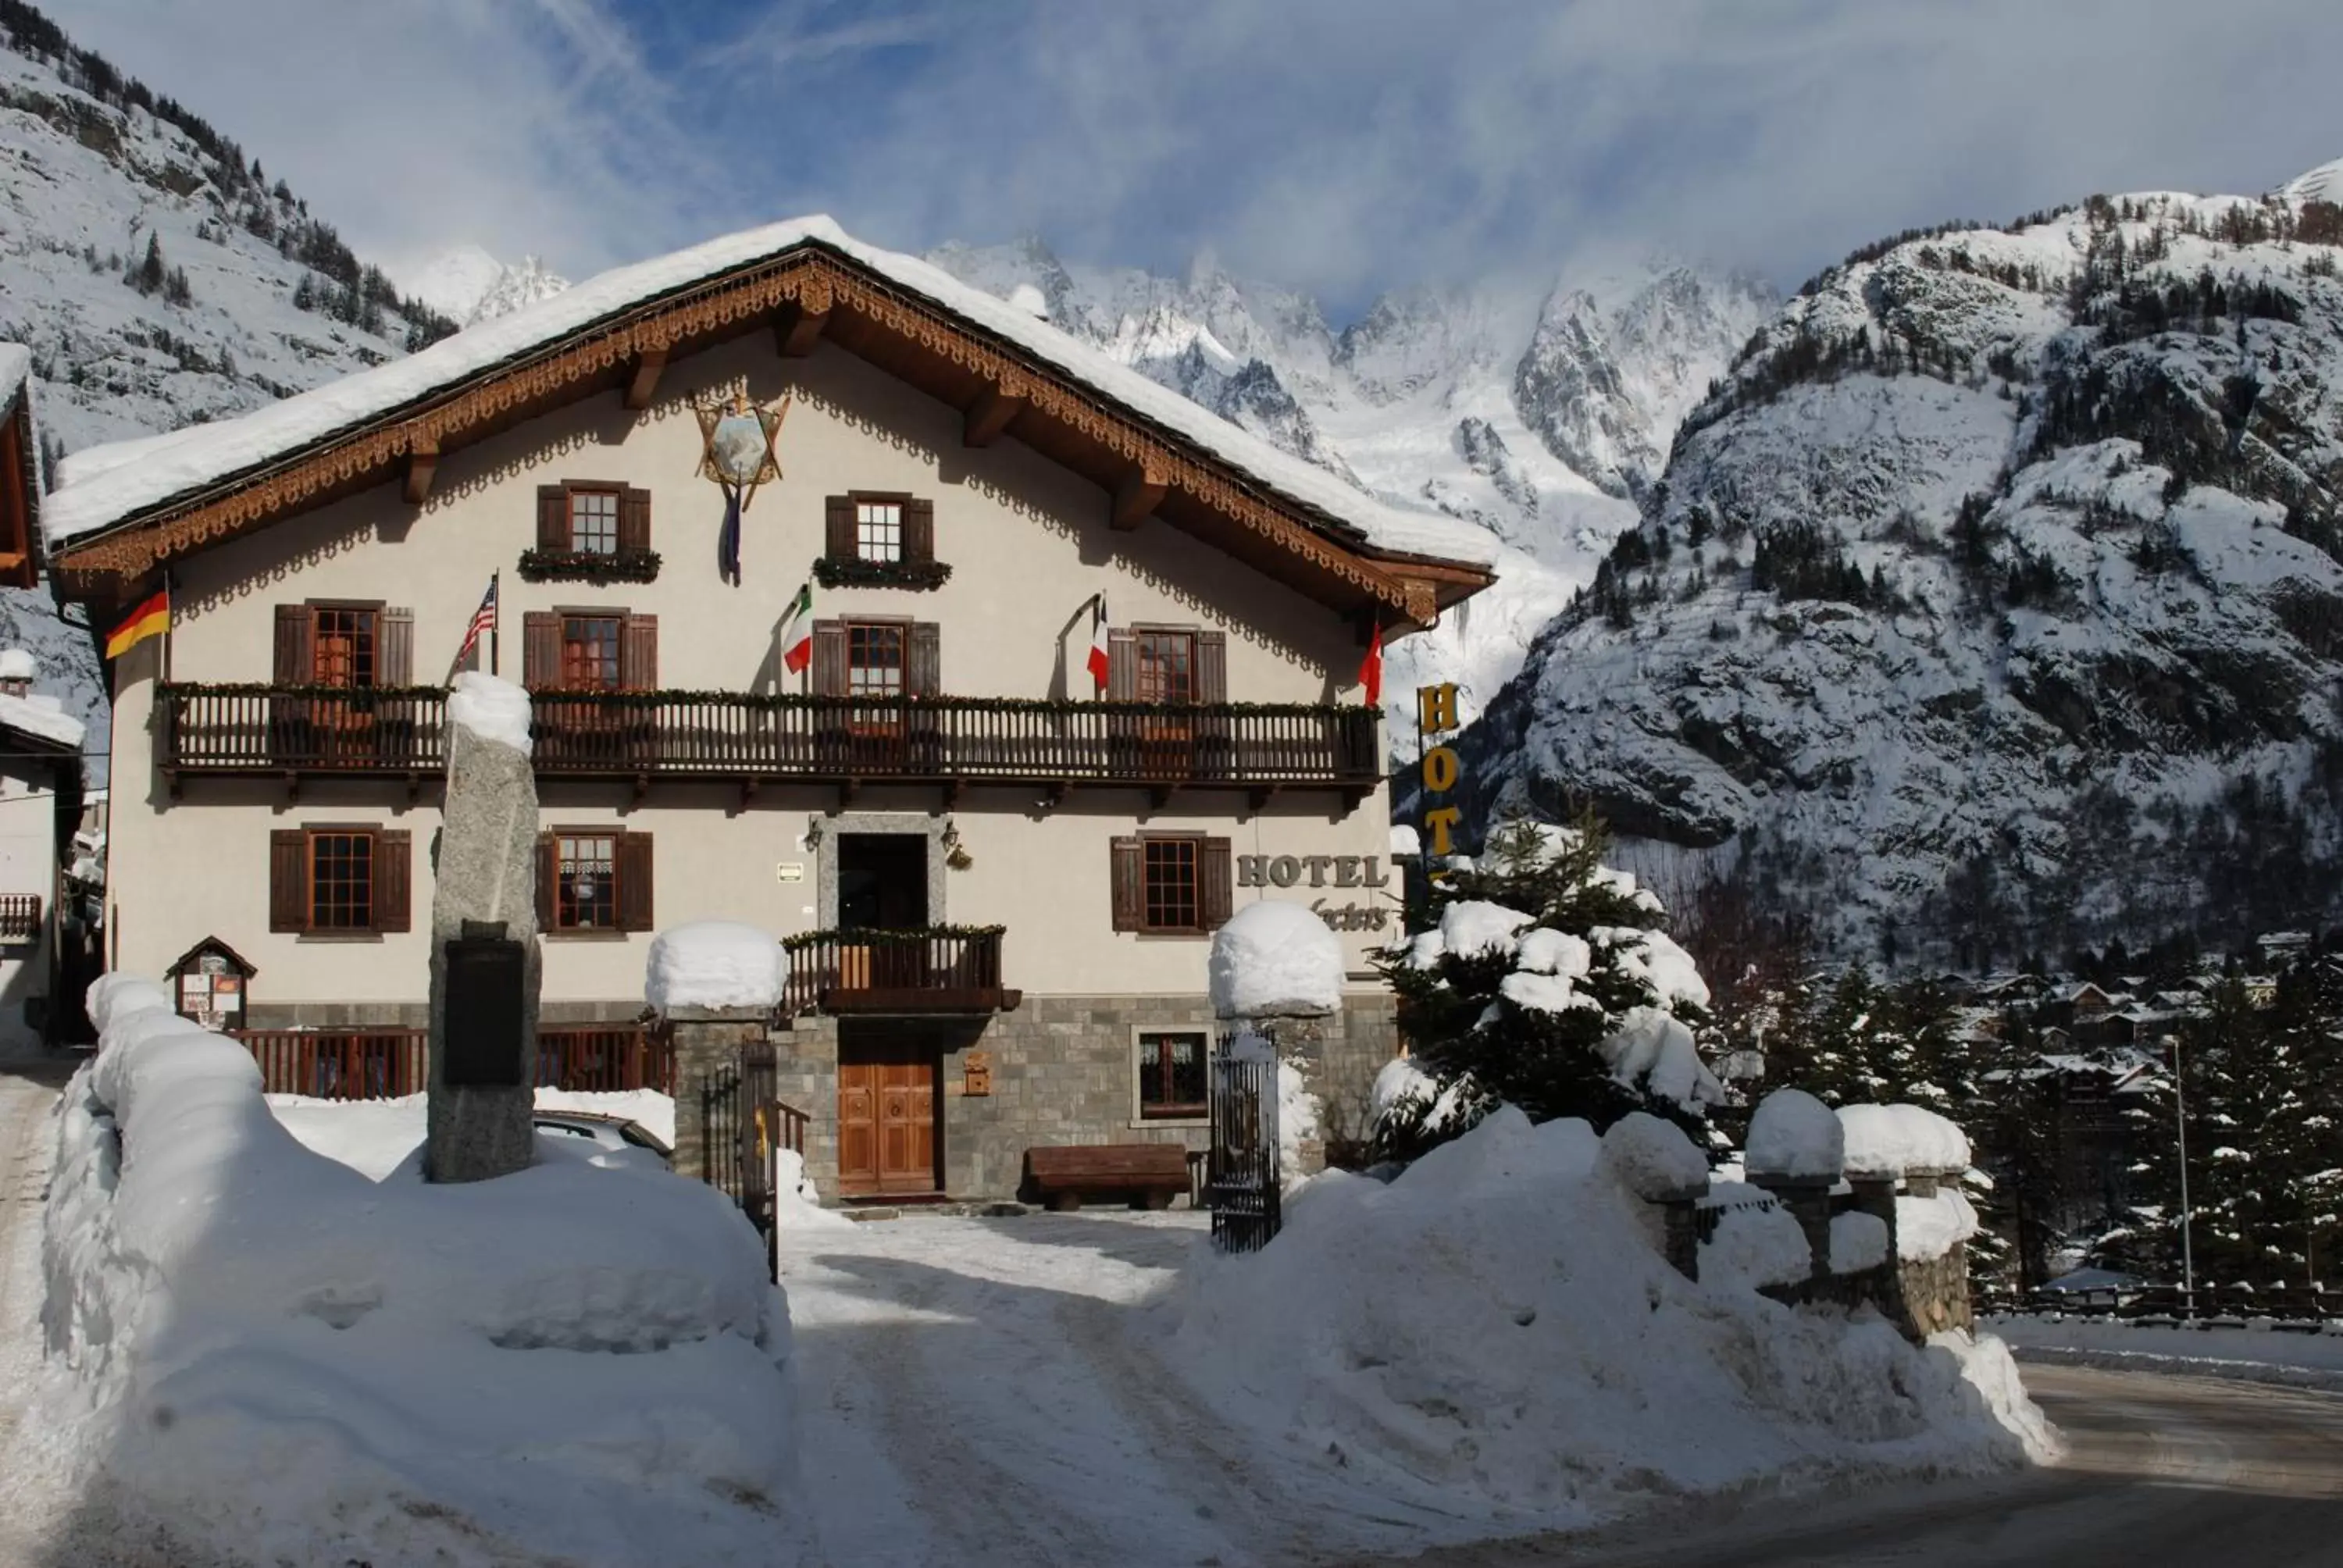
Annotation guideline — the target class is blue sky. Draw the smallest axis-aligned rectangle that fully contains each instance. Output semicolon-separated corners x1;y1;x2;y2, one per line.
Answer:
52;0;2343;319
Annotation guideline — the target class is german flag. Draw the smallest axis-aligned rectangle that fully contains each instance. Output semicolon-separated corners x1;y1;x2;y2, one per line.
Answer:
104;585;170;661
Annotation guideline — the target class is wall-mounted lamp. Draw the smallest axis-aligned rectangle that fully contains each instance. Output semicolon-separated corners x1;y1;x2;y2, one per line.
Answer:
942;818;972;870
804;815;826;851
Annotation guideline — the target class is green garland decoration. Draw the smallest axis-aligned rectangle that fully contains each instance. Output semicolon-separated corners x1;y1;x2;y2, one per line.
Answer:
783;922;1007;952
516;547;663;585
160;682;1375;719
813;554;953;590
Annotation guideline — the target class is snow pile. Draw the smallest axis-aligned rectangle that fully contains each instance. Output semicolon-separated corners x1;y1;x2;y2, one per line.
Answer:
1278;1060;1322;1187
1831;1211;1892;1274
267;1088;681;1181
1700;1202;1814;1291
1838;1103;1974;1178
1899;1190;1984;1263
1596;1110;1708;1199
0;646;34;681
1208;900;1344;1018
646;921;786;1013
445;670;532;754
774;1148;852;1229
1746;1089;1846;1181
42;978;808;1567
1154;1107;2050;1527
0;689;87;748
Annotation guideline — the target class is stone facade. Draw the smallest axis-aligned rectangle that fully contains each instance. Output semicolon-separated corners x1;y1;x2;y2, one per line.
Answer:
771;990;1398;1203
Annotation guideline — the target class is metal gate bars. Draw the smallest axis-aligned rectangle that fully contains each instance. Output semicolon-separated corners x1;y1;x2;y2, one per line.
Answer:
1207;1046;1282;1254
701;1039;780;1276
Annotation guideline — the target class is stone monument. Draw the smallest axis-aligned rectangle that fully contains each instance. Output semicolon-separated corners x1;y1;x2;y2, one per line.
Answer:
425;673;542;1183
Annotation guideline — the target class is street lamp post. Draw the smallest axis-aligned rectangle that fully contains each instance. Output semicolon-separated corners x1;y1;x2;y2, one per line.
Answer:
2163;1034;2195;1314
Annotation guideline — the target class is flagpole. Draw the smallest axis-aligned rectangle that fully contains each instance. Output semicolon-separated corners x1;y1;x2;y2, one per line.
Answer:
490;570;500;678
160;569;173;686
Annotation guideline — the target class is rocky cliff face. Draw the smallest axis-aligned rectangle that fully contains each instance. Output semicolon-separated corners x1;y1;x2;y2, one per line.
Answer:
1;5;458;766
1465;178;2343;964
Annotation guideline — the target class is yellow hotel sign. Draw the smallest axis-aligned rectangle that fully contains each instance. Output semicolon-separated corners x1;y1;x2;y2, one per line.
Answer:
1418;682;1463;857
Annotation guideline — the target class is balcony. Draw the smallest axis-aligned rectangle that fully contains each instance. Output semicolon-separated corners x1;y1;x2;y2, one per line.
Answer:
780;926;1018;1016
159;685;1382;804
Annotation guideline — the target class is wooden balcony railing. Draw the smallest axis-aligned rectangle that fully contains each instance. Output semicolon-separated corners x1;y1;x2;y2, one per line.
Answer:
0;893;41;943
236;1022;667;1100
781;925;1018;1016
160;685;1381;794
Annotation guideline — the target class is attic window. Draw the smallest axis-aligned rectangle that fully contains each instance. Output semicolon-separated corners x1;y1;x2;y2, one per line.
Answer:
522;483;660;584
568;487;620;554
818;493;949;590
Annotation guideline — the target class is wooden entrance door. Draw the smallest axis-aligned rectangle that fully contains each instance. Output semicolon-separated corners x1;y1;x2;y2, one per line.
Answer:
836;1042;939;1197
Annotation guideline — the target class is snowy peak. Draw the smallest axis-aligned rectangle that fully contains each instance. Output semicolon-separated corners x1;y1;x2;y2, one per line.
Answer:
387;246;570;328
2283;155;2343;208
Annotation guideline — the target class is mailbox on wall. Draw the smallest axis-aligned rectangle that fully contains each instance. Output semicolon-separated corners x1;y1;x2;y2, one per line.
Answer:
444;924;526;1088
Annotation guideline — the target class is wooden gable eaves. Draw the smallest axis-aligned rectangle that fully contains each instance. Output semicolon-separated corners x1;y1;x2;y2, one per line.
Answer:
0;394;37;591
48;244;1471;629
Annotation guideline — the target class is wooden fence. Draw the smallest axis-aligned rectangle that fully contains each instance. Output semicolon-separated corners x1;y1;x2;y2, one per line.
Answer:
235;1023;669;1099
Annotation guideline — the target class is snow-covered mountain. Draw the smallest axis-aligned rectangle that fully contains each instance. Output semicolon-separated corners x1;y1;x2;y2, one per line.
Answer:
386;244;569;329
1465;169;2343;965
923;240;1774;724
1;3;460;767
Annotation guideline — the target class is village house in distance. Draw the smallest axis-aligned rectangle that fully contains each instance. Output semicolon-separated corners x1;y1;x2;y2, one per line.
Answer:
41;220;1495;1200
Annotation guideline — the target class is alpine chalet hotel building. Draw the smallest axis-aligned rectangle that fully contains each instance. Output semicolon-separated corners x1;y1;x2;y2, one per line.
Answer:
44;222;1494;1200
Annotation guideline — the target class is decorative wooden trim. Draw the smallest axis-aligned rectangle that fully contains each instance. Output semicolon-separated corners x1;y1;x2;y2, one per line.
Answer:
54;248;1438;620
624;347;668;411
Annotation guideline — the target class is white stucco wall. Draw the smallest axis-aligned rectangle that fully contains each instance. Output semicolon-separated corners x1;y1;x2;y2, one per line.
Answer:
105;335;1402;1008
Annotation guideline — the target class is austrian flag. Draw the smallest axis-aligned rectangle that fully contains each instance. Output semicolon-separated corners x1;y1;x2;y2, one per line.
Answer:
778;580;815;675
1086;597;1111;694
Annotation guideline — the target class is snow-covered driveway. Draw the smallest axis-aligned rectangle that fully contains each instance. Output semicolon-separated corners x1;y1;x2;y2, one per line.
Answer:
782;1210;1435;1567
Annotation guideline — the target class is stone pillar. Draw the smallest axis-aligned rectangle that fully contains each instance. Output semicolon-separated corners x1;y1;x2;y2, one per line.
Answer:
425;682;540;1184
1658;1193;1704;1280
667;1006;774;1185
1749;1175;1836;1281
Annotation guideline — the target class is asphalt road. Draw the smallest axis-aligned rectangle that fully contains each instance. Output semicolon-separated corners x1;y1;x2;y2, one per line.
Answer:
1368;1363;2343;1567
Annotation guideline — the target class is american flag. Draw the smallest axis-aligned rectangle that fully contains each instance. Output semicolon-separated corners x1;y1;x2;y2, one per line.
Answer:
452;574;498;675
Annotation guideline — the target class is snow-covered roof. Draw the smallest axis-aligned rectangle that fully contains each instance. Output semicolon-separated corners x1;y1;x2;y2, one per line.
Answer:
45;218;1496;572
0;689;85;750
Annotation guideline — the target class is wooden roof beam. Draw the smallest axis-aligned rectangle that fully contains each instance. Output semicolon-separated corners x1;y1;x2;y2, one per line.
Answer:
402;436;439;505
624;347;669;411
1111;464;1167;532
775;301;831;358
962;383;1026;448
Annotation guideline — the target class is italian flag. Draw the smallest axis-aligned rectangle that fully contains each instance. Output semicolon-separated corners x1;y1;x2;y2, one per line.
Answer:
1086;596;1111;694
778;580;815;675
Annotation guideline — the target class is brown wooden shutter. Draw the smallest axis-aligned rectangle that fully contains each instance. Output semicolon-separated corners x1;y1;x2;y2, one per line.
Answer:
619;487;651;554
536;832;557;929
1107;627;1138;700
538;484;569;549
825;495;854;559
375;829;412;933
274;604;312;685
1110;836;1144;932
904;497;936;564
621;613;658;690
811;620;849;697
1195;629;1227;704
1200;836;1233;929
617;832;654;932
522;611;560;690
380;607;415;686
908;622;941;697
269;829;307;932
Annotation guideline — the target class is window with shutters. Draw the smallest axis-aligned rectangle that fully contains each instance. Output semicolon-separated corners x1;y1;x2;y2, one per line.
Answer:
1135;630;1195;704
1108;625;1226;706
1111;832;1232;935
269;825;412;936
519;482;658;583
1135;1028;1211;1121
537;829;654;934
560;614;623;691
311;606;377;687
846;621;906;698
815;492;949;588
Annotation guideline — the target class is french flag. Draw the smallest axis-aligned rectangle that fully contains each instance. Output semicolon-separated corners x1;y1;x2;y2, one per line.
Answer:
1086;596;1111;694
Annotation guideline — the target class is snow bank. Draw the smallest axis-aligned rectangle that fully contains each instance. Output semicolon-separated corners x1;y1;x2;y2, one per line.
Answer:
1152;1107;2049;1529
445;670;532;754
647;920;786;1012
1838;1103;1974;1178
1597;1110;1708;1199
1831;1210;1892;1274
269;1087;682;1181
43;978;808;1567
1278;1060;1322;1188
1208;900;1343;1018
1747;1089;1846;1181
1701;1202;1813;1290
1899;1190;1983;1262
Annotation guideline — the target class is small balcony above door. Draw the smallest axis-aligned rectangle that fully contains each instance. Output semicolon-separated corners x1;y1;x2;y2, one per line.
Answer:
780;926;1017;1018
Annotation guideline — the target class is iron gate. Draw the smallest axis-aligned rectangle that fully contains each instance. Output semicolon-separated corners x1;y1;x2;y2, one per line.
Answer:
1207;1043;1282;1254
701;1040;779;1276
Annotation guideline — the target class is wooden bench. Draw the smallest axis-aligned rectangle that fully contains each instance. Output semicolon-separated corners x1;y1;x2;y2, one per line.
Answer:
1025;1143;1192;1211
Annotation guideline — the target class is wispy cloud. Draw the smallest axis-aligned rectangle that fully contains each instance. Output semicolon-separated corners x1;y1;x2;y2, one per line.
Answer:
45;0;2340;312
